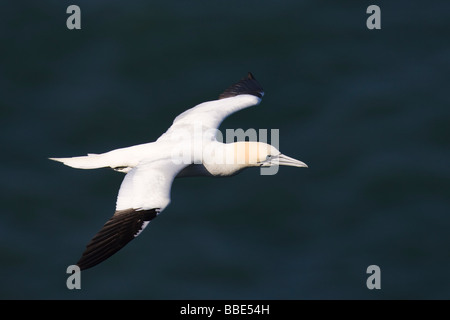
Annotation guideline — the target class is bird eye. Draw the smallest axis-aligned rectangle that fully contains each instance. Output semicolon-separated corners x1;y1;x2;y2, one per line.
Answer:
266;155;272;160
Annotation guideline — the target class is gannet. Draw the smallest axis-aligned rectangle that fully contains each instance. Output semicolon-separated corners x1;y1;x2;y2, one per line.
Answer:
50;73;308;270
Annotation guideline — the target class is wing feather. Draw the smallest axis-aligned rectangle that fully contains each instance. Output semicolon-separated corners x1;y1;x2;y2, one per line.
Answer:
76;160;186;270
163;73;264;133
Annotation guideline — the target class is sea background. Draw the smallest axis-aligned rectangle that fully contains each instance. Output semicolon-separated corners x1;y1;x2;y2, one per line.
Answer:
1;0;449;299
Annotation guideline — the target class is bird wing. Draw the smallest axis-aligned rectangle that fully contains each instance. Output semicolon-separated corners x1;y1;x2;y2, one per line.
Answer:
76;159;186;270
164;72;264;133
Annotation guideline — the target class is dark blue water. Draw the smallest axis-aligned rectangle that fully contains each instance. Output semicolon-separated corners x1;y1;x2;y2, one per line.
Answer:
1;0;449;299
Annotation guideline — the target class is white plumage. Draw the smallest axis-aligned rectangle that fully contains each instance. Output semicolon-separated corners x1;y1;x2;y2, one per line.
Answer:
50;73;307;270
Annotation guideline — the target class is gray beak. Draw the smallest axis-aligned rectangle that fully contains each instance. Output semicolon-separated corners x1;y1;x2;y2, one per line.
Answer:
276;154;308;168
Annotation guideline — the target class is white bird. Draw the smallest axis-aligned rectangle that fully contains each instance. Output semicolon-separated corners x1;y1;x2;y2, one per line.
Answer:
50;73;307;270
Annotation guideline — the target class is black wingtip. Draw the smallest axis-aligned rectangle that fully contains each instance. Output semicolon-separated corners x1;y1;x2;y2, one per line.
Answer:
219;72;264;99
76;208;159;271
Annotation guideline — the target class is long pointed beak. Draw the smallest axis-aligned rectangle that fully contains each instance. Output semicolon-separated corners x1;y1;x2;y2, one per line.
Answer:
276;154;308;168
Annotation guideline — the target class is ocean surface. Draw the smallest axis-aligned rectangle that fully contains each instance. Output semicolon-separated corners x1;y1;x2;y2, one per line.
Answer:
1;0;449;299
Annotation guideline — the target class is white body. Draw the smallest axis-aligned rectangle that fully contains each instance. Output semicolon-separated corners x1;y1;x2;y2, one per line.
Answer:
52;94;263;211
50;73;307;270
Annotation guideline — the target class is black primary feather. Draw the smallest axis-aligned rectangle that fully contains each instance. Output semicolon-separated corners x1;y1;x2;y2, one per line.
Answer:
76;208;159;270
219;72;264;99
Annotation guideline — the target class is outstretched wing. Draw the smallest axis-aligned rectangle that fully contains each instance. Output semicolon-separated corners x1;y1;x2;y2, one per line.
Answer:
76;159;186;270
163;72;264;133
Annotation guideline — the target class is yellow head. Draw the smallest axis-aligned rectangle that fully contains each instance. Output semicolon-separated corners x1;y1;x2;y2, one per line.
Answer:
202;141;307;177
231;141;308;168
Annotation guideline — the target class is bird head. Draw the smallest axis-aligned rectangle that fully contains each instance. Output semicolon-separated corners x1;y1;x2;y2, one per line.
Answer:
232;141;308;168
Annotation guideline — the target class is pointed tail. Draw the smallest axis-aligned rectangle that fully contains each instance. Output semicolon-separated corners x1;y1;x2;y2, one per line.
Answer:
49;153;110;170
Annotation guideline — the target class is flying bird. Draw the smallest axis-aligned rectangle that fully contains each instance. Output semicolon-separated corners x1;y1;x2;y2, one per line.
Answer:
50;72;308;270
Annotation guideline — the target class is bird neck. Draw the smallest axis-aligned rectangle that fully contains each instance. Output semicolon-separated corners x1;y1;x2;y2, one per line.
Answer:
201;142;261;177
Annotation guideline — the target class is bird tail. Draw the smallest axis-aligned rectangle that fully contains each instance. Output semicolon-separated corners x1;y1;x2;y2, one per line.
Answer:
49;153;110;170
